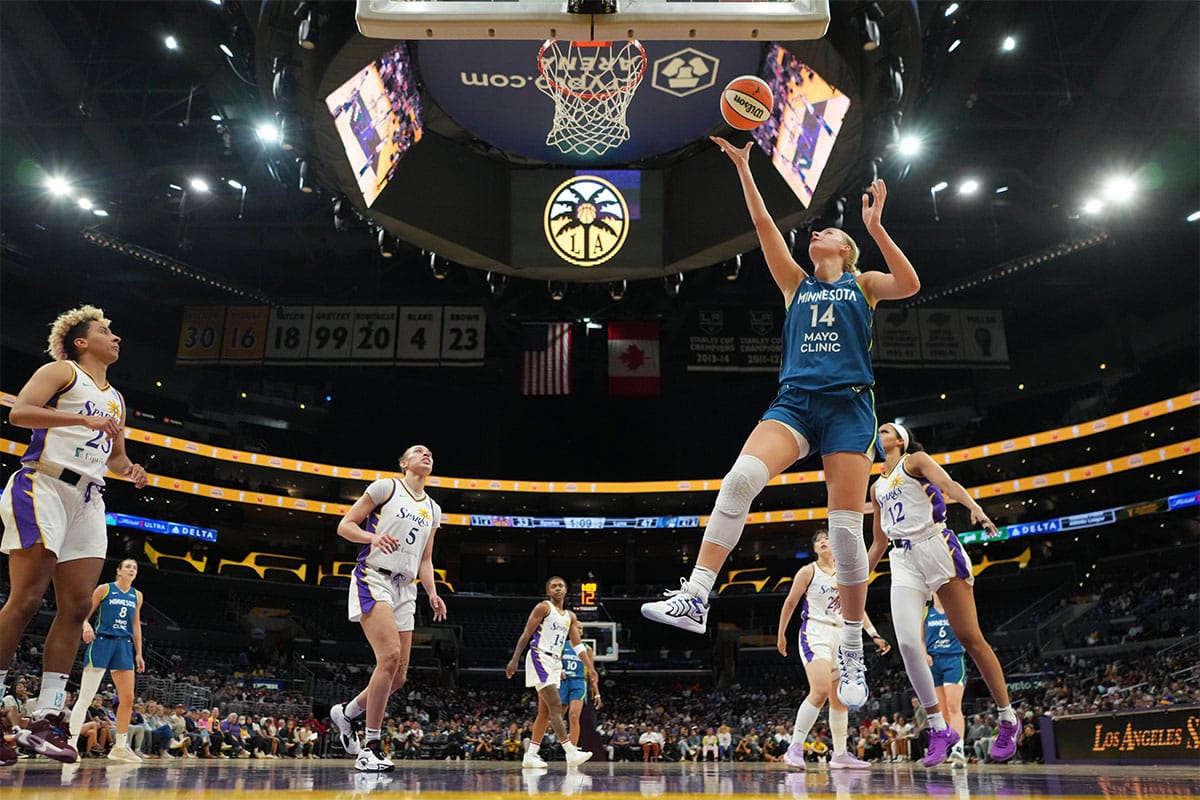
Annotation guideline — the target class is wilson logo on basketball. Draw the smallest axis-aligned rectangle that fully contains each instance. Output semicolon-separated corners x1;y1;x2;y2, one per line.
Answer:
731;92;766;118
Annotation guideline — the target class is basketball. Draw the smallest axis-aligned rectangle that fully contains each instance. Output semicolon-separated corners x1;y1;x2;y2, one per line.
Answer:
720;75;773;131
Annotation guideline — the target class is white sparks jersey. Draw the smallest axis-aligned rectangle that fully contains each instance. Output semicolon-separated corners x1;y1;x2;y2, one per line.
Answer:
23;362;125;485
357;478;441;581
801;562;843;628
531;601;572;657
874;455;949;541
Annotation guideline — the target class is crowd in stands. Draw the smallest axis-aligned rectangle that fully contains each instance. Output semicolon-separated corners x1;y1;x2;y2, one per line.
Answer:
4;632;1198;765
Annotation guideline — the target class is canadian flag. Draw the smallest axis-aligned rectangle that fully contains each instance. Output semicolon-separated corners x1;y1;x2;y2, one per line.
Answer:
608;321;660;396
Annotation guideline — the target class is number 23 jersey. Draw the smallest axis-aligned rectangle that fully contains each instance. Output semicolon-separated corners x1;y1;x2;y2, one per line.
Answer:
358;478;441;581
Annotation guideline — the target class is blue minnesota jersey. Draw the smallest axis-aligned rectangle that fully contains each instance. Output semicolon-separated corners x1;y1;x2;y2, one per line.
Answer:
95;583;138;638
925;606;963;655
561;640;585;680
780;272;874;391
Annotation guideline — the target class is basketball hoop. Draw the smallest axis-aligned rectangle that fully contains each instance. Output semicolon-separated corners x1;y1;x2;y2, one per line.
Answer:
537;38;647;158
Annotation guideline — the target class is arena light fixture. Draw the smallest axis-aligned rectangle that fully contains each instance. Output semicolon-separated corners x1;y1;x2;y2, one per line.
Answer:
548;281;566;301
164;35;179;51
77;198;94;210
218;43;234;58
255;123;280;143
898;136;921;157
297;9;318;50
45;175;72;196
227;179;243;190
944;3;959;17
1001;36;1017;52
377;227;395;257
189;177;210;193
994;185;1009;194
948;38;962;53
608;280;626;301
1082;198;1104;215
931;181;949;193
1102;175;1136;203
958;179;980;195
93;208;109;217
1188;210;1200;222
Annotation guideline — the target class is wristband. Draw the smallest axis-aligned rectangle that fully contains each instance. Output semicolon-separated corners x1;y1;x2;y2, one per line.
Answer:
866;629;879;638
572;643;588;655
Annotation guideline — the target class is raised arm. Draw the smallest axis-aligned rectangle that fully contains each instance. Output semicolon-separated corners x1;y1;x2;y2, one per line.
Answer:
906;452;998;534
776;564;814;657
505;602;550;679
711;136;806;302
855;180;921;304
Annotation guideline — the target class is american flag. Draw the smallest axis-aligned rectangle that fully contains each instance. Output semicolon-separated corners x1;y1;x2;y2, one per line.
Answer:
520;323;573;396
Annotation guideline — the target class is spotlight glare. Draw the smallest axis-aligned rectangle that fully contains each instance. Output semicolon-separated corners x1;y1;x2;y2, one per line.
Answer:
958;179;980;195
227;179;243;190
948;38;962;53
1001;36;1016;52
944;2;959;16
994;185;1009;194
164;35;179;51
1188;210;1200;223
77;198;94;210
1102;175;1136;203
898;136;922;157
1082;198;1104;215
92;208;109;217
46;176;72;196
219;43;234;58
189;177;210;193
931;181;949;193
256;124;280;143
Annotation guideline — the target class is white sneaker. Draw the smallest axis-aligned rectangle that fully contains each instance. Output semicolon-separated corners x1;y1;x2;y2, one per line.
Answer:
107;745;143;764
950;742;967;768
640;579;708;633
522;751;549;769
564;747;593;767
836;645;869;709
783;742;807;769
330;703;360;755
829;751;870;770
355;745;394;772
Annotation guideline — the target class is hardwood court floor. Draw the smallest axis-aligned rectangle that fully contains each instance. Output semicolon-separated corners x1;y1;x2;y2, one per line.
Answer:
0;758;1195;799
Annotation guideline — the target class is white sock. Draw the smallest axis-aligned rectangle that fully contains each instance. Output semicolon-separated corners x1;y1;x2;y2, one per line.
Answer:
365;727;381;743
686;566;717;599
35;672;69;713
528;742;540;755
840;620;863;651
928;712;947;731
116;732;128;748
792;700;821;742
997;705;1017;725
562;740;577;753
345;698;364;719
830;708;848;756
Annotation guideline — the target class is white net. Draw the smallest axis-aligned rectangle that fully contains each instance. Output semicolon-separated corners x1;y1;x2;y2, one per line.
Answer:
537;39;647;158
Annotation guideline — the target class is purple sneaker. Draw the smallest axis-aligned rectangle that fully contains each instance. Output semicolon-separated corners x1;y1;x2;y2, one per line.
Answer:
923;727;961;768
990;719;1020;763
15;710;78;764
783;742;807;769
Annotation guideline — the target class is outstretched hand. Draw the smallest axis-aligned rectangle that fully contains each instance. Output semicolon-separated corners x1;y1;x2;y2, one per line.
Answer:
861;178;888;231
710;135;753;168
972;508;999;537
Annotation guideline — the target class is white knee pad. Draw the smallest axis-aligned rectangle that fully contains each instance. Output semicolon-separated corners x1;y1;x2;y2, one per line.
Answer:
702;455;770;550
827;510;868;585
712;455;770;517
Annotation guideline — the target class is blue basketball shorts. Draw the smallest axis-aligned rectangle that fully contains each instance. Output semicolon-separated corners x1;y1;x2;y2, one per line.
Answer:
559;679;587;705
930;653;967;687
761;384;877;458
85;636;135;671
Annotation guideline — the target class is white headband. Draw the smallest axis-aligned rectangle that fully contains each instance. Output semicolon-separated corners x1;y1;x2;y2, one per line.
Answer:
891;422;910;452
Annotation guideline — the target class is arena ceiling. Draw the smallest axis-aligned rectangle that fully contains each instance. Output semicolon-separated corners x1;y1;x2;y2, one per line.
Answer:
0;1;1197;415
